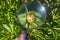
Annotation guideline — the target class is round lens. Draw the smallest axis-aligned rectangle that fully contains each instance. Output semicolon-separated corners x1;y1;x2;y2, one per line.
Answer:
17;1;46;29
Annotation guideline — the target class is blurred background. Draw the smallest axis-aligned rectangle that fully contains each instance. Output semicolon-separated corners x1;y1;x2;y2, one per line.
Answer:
0;0;60;40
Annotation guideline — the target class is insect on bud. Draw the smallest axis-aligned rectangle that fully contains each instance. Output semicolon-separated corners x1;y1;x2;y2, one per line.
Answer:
27;12;36;24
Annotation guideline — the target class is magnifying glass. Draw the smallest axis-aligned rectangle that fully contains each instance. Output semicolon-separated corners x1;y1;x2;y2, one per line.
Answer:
17;0;46;40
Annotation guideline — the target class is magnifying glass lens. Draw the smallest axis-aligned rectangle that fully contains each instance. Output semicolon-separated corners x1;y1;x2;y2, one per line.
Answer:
17;1;46;29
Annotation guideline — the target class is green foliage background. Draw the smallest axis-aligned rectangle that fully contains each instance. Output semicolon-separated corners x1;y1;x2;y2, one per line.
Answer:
0;0;60;40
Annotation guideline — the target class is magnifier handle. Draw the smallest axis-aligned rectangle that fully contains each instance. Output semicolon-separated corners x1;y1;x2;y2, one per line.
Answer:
19;30;30;40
